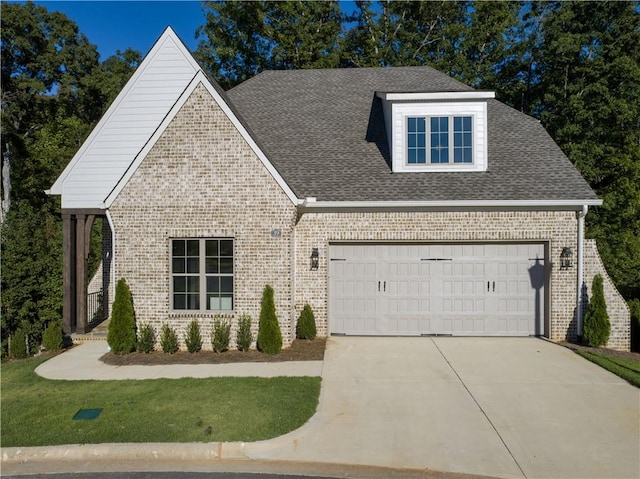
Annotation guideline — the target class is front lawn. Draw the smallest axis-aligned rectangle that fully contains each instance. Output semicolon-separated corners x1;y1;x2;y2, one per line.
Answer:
1;356;321;447
575;350;640;388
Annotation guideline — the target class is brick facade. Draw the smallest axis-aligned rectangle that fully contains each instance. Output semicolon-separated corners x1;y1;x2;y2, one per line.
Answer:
109;83;297;349
107;82;630;351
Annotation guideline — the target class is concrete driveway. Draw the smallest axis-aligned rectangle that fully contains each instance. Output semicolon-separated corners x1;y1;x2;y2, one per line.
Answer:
243;337;639;479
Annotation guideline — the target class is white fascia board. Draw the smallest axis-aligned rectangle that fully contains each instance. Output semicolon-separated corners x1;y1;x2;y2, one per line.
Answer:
104;71;300;207
301;199;603;211
49;27;200;196
377;91;495;101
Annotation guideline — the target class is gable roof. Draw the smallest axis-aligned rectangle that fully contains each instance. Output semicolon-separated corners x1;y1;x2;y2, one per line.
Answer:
227;67;599;204
49;28;202;209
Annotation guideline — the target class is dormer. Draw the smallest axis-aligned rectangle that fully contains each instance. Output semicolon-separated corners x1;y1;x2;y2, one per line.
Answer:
377;91;495;173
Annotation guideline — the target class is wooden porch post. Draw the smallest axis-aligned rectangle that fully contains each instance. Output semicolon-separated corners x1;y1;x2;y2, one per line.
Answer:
62;213;76;335
75;214;87;334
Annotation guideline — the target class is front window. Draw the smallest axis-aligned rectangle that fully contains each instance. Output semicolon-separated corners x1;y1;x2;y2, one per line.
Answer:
171;238;234;311
406;115;473;165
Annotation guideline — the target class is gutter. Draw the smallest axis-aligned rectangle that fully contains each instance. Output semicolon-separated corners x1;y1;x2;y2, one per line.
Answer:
576;204;588;339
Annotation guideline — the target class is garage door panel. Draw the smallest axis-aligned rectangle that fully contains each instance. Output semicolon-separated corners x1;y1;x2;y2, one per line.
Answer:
330;243;545;336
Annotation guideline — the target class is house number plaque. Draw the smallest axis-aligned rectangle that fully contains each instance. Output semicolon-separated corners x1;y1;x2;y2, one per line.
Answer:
271;229;282;238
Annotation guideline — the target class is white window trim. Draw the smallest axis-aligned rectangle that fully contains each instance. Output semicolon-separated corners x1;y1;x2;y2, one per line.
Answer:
391;102;488;173
169;238;234;313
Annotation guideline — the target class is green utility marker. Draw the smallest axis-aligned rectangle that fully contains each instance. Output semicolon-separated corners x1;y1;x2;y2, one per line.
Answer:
73;408;103;420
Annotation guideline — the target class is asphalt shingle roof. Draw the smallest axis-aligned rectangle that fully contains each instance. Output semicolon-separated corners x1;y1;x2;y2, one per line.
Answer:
226;66;597;202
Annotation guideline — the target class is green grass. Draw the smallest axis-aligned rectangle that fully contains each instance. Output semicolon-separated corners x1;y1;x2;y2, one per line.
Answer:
1;356;321;447
575;350;640;388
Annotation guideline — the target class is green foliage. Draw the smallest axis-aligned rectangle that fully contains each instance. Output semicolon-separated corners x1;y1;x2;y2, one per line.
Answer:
107;278;136;355
296;304;317;340
236;314;253;352
184;319;203;354
160;324;179;354
136;323;156;353
41;320;63;352
629;299;640;353
9;328;27;359
583;275;611;347
211;317;231;353
257;285;282;354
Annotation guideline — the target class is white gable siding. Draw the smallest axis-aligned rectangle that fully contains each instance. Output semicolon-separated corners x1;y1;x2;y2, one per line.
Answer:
50;29;200;209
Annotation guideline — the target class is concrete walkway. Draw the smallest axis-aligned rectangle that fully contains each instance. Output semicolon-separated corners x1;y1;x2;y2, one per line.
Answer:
4;337;639;479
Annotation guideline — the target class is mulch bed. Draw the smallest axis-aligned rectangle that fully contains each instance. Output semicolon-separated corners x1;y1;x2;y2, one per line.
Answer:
101;337;326;365
560;341;640;361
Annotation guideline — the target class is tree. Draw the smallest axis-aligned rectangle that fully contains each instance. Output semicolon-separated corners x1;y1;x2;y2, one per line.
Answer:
196;1;344;88
296;304;317;340
537;1;640;300
257;284;282;354
107;278;136;354
583;274;610;347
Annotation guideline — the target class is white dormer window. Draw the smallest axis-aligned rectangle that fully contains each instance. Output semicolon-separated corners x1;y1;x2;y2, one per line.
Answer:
377;91;493;173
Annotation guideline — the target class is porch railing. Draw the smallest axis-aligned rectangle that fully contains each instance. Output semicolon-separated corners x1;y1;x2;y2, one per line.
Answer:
88;290;107;325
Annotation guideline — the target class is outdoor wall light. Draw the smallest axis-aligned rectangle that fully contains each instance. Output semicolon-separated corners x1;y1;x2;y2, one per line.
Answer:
310;248;319;270
560;247;573;269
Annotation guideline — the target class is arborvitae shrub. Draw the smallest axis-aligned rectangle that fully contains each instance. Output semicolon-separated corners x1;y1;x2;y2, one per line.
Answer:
212;317;231;353
257;284;282;354
9;328;27;359
42;320;63;352
629;299;640;352
160;323;179;354
236;314;253;352
136;323;156;353
107;278;136;355
184;319;203;353
296;304;317;340
583;274;611;347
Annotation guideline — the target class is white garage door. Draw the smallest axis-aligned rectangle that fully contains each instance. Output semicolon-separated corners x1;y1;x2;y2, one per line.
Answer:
329;243;545;336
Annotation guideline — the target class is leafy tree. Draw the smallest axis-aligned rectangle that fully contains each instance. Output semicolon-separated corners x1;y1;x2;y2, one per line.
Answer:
160;323;179;354
9;328;27;359
257;285;282;354
184;319;203;353
107;278;136;354
236;314;253;351
583;274;611;347
136;323;156;353
196;0;344;88
629;299;640;353
41;319;63;352
211;317;231;353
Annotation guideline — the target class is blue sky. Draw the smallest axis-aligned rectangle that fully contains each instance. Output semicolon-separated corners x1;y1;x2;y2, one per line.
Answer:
31;1;208;59
27;1;358;61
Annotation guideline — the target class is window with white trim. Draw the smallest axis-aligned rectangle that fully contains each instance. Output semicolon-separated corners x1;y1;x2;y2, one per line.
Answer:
170;238;233;311
407;115;473;165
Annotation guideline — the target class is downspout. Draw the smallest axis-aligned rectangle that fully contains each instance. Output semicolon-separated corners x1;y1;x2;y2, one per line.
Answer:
105;209;117;307
576;205;588;339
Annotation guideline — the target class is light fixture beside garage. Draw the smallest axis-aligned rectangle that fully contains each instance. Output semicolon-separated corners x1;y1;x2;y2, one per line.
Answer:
560;247;573;269
311;248;319;270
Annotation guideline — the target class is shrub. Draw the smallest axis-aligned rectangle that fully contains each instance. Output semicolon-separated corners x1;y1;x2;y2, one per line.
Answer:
9;328;27;359
107;278;136;355
136;323;156;353
236;314;253;352
583;274;611;347
296;304;317;340
160;323;179;354
41;320;63;352
630;299;640;353
211;317;231;353
257;284;282;354
184;319;203;353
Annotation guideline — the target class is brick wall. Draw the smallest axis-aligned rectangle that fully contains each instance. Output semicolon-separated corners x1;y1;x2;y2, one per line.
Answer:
583;239;630;350
109;83;297;349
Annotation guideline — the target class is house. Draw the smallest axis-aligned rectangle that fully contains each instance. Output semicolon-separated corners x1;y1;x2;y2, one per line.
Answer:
48;28;630;351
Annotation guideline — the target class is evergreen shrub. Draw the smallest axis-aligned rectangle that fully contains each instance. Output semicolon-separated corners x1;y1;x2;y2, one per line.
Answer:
184;319;203;353
160;323;179;354
583;274;611;347
107;278;136;354
629;299;640;352
257;284;282;354
9;328;27;359
136;323;156;353
211;317;231;353
42;320;63;352
236;314;253;352
296;304;317;340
